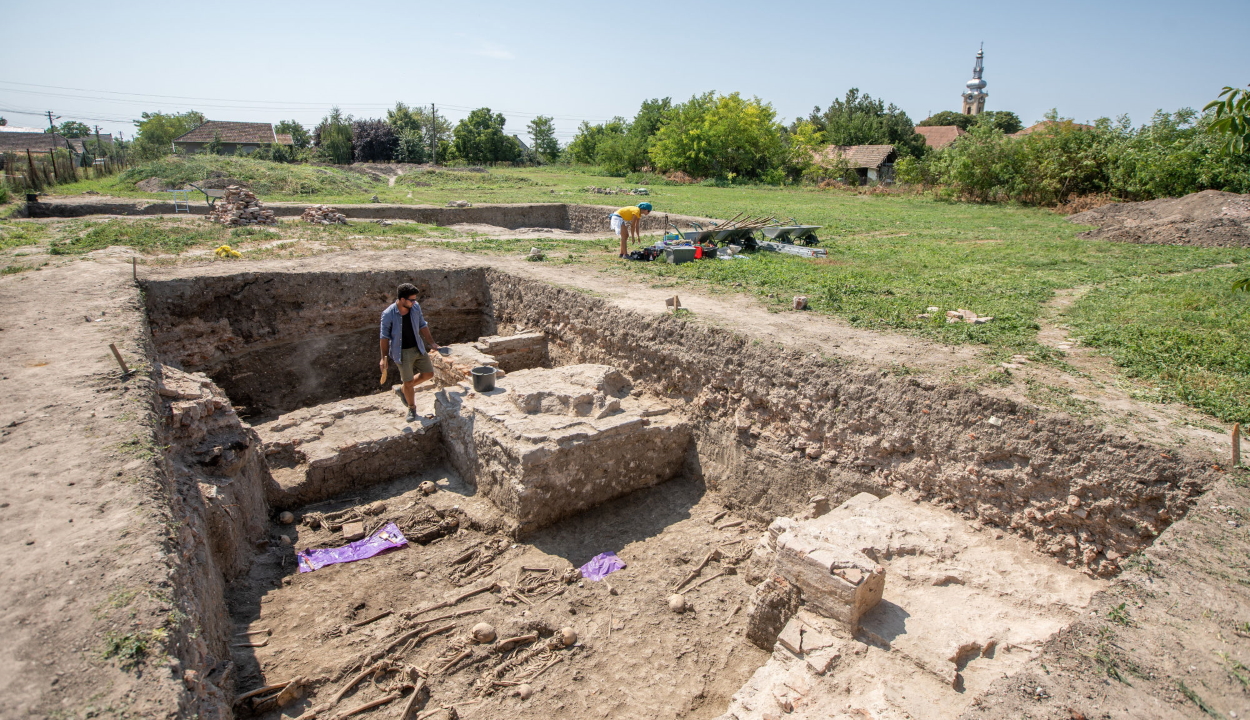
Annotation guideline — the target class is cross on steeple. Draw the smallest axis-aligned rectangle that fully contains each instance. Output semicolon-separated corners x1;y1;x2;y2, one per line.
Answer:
962;45;988;116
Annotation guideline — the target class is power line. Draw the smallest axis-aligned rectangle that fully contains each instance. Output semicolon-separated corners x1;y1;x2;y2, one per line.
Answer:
0;81;612;123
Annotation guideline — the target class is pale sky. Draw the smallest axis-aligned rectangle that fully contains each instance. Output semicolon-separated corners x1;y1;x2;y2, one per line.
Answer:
1;0;1245;143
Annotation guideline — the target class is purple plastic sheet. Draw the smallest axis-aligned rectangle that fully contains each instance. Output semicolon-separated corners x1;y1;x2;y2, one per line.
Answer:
579;551;626;581
297;522;407;573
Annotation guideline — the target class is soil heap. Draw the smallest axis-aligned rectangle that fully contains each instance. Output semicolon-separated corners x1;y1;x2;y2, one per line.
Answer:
1069;189;1250;247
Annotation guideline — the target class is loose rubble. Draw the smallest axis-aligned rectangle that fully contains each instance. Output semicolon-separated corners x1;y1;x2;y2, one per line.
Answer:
301;204;348;225
207;185;277;226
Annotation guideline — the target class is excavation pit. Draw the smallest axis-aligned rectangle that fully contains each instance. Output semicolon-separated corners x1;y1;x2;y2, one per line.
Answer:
139;259;1211;719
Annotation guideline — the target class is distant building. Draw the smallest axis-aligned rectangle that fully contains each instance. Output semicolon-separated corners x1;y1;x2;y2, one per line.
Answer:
172;121;294;155
915;125;966;150
0;131;78;155
815;144;899;184
961;46;988;116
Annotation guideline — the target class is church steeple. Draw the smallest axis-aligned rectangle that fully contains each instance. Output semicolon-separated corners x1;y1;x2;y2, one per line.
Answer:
961;45;987;115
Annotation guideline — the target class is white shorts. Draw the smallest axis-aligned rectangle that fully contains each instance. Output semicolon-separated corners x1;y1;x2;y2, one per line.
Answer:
610;214;629;233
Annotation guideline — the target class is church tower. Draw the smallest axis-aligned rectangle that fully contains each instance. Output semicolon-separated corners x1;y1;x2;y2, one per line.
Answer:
961;46;987;115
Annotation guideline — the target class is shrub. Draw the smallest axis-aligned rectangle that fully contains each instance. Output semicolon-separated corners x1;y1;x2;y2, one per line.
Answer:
650;92;785;180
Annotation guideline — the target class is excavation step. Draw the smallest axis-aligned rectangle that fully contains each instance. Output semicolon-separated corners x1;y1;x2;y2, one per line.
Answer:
730;492;1107;719
437;363;690;534
255;390;442;508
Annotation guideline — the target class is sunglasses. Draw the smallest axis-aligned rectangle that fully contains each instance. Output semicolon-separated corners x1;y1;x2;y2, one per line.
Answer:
401;296;417;303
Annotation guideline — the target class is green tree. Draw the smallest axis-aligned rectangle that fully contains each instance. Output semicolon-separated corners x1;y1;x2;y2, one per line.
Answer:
806;88;927;158
1205;84;1250;153
275;120;311;149
527;116;560;163
918;111;975;131
314;107;354;164
0;117;7;126
452;108;520;164
649;92;785;180
46;120;91;138
132;110;206;160
567;118;627;165
387;102;424;136
203;131;225;156
978;111;1023;134
917;110;1021;134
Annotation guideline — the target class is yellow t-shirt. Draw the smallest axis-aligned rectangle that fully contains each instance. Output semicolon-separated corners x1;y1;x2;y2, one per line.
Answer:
615;206;641;222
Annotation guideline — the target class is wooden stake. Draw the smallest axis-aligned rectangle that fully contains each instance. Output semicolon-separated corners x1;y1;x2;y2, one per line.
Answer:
1234;423;1242;467
132;256;137;282
108;343;129;374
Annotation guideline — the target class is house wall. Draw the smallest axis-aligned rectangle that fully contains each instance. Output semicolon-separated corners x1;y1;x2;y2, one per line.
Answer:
172;142;263;156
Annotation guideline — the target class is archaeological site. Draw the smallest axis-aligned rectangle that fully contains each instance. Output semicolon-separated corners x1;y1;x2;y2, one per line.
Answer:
2;203;1247;720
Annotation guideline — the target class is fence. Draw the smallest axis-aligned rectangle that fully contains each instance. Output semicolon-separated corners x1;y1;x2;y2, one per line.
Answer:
0;149;130;194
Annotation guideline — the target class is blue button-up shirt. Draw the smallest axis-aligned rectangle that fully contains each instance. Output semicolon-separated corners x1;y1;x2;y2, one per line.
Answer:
380;301;428;363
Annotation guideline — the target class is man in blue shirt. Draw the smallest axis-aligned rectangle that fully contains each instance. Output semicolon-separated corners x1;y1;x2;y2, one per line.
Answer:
380;283;440;422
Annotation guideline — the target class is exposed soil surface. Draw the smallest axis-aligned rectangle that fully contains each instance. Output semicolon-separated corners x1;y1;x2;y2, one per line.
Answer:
232;469;768;720
2;243;1249;720
1070;190;1250;247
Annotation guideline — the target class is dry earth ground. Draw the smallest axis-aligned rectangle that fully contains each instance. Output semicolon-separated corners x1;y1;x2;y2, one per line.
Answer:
2;246;1249;720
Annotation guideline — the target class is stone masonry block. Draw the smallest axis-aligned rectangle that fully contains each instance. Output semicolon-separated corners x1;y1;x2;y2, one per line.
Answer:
438;364;688;534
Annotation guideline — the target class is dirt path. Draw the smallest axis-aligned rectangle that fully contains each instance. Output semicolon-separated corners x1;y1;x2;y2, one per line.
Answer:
0;259;186;719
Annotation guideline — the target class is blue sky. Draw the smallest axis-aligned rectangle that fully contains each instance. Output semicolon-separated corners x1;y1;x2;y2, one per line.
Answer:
0;0;1245;142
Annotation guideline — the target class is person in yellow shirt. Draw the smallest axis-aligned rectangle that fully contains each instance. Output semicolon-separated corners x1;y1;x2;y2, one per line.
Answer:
611;202;652;257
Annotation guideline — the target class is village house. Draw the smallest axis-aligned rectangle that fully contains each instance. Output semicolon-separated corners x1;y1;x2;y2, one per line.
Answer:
815;144;899;184
172;121;294;156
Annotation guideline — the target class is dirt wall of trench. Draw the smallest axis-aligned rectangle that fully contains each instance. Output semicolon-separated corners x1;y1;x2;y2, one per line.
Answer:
482;272;1215;576
21;200;716;232
143;268;488;415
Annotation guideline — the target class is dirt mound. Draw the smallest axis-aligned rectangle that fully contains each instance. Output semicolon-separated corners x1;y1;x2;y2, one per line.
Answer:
135;176;169;192
1069;189;1250;247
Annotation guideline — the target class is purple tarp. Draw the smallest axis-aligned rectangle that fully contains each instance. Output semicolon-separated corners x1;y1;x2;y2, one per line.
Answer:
579;551;626;581
297;522;408;573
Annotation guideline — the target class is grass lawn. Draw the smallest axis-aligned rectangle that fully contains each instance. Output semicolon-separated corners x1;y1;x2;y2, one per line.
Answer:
12;159;1250;423
1067;267;1250;424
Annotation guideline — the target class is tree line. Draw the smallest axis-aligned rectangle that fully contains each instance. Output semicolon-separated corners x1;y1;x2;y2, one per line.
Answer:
126;104;560;166
118;84;1250;205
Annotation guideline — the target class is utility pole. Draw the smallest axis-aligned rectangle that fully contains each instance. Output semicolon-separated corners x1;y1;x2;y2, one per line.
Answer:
45;110;60;152
430;103;437;166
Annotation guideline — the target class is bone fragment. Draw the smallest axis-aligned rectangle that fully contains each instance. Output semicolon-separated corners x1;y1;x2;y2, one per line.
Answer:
673;549;721;591
436;649;473;675
350;610;392;628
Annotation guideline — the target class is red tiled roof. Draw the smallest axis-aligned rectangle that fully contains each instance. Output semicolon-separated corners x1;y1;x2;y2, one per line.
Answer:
174;121;277;144
813;144;897;169
915;125;965;149
274;133;294;146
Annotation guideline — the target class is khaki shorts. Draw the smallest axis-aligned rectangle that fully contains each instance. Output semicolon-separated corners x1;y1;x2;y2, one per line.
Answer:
399;346;434;382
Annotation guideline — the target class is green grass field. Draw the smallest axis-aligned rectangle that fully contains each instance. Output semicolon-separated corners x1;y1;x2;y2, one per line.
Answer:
15;159;1250;423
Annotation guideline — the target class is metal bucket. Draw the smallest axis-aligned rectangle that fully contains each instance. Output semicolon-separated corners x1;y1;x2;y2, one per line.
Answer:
471;366;497;392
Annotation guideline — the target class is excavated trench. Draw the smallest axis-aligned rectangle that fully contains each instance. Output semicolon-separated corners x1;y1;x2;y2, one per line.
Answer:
140;266;1215;719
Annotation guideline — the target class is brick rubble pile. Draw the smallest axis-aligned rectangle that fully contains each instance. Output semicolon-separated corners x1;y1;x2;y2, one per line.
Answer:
301;204;348;225
208;186;277;226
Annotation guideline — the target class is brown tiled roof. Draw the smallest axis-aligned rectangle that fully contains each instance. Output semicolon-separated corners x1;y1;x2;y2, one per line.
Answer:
174;121;277;144
0;132;77;154
915;125;965;149
274;133;294;146
1011;120;1096;137
813;144;897;169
